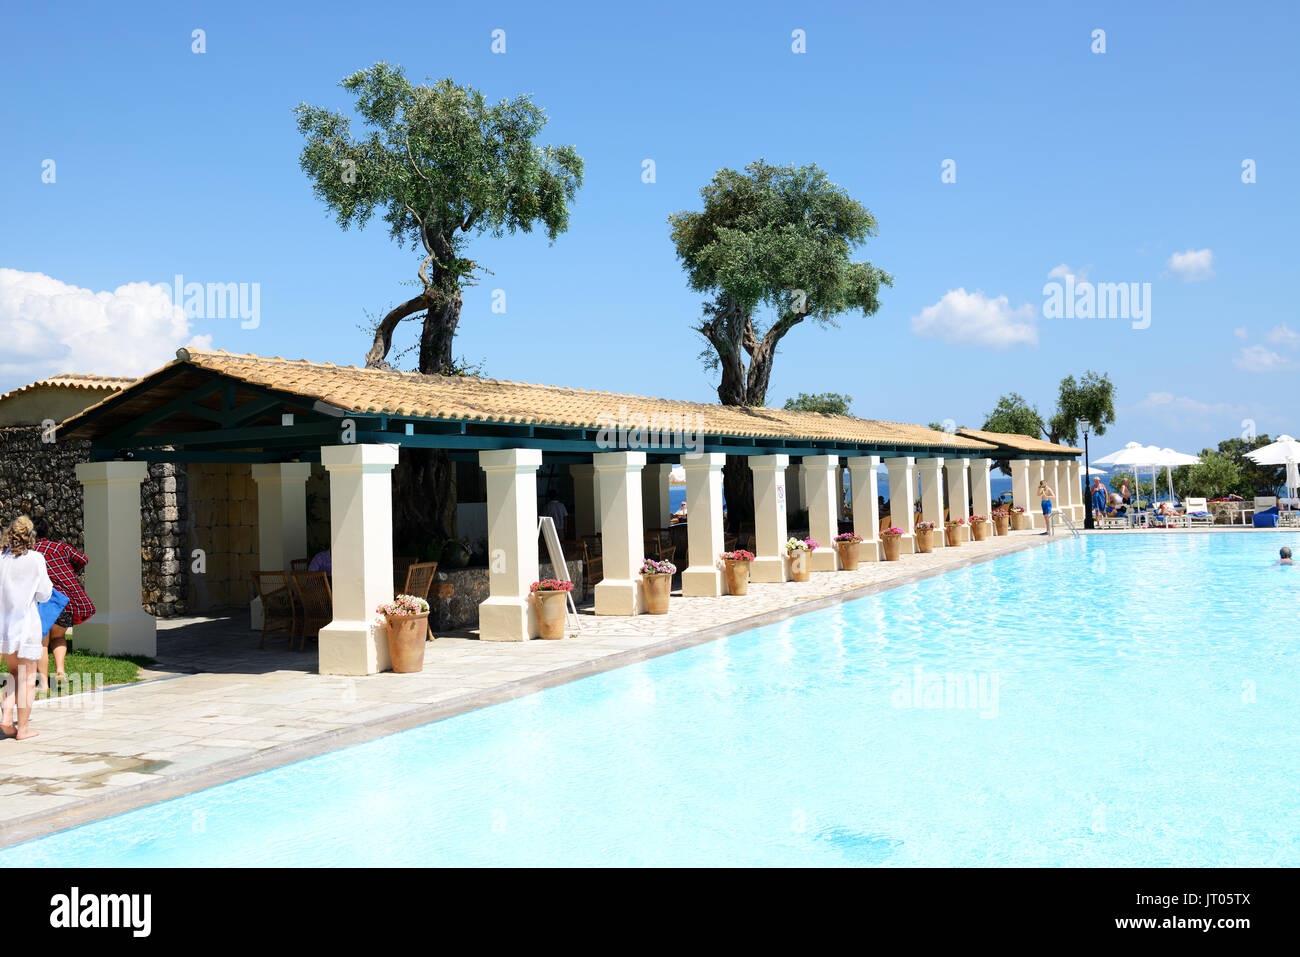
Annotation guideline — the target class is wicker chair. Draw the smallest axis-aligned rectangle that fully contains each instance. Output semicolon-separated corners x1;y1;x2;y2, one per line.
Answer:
402;561;439;640
292;571;333;652
251;571;297;649
393;555;418;593
290;558;310;573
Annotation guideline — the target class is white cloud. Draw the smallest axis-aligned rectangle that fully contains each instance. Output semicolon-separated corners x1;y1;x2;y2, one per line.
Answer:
910;288;1038;348
1138;392;1245;416
1233;345;1296;373
1165;248;1214;281
1233;326;1248;340
0;268;211;381
1047;263;1090;282
1264;323;1300;349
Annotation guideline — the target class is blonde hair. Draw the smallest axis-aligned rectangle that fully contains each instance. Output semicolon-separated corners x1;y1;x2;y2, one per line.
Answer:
3;516;36;556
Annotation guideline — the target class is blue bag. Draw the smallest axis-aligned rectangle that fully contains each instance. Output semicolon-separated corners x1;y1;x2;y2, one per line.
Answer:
38;588;69;637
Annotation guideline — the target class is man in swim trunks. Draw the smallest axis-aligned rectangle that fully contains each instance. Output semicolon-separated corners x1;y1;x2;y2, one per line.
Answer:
1038;479;1056;536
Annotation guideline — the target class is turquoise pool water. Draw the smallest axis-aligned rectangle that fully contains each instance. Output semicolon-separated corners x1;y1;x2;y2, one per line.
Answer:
5;532;1298;866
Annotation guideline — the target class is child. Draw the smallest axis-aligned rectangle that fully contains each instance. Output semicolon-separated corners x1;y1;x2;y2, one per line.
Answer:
33;517;95;689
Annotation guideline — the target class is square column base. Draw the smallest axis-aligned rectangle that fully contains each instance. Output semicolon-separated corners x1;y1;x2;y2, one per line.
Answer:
682;566;724;597
595;579;644;616
894;534;916;555
810;550;839;573
751;556;788;583
319;619;391;675
860;540;884;562
71;612;156;658
478;596;536;641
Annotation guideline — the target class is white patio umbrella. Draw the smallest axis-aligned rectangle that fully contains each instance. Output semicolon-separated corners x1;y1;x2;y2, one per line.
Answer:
1150;448;1201;502
1245;434;1300;498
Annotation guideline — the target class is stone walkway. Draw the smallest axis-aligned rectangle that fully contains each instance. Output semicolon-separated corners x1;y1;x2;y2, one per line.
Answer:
0;530;1056;845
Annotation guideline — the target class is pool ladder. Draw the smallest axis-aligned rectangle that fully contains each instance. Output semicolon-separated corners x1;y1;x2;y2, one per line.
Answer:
1058;511;1081;538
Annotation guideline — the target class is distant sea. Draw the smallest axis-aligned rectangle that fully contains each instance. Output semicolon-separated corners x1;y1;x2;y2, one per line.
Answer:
667;474;1013;515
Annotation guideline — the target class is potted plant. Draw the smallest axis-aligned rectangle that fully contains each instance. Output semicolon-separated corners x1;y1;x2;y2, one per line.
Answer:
640;558;676;614
944;518;966;547
914;520;937;553
991;507;1010;536
376;594;431;673
720;549;754;595
786;537;817;582
442;537;471;568
969;514;990;541
880;526;904;561
833;532;864;570
1009;505;1030;531
530;578;573;639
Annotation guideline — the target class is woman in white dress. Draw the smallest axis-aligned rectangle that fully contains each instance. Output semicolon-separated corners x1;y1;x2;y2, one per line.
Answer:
0;516;53;741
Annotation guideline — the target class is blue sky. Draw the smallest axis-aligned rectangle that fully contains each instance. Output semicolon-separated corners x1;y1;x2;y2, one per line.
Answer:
1;0;1296;459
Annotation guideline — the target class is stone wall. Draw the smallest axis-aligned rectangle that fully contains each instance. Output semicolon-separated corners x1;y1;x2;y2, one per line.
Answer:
434;560;585;632
141;462;187;616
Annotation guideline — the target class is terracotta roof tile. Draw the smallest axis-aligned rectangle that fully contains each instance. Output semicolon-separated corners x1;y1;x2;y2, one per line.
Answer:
0;373;135;404
958;427;1082;455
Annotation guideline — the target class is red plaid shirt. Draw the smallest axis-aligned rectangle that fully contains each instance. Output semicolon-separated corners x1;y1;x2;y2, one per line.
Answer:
34;540;95;625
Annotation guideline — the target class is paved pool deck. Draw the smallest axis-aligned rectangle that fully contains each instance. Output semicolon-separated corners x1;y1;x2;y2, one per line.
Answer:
2;525;1273;847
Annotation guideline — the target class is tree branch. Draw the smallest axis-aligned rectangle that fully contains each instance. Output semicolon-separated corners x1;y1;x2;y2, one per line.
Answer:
364;293;431;368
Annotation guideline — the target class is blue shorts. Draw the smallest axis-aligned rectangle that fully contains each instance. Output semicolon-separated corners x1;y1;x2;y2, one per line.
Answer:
1042;500;1053;515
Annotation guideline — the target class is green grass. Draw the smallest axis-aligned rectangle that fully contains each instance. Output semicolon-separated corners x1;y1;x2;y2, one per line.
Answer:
1;648;155;698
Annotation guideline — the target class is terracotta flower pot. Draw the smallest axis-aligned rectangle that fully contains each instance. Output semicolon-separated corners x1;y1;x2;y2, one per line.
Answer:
643;572;672;614
881;535;902;561
724;559;750;596
993;514;1009;536
971;520;990;542
916;527;935;553
1012;512;1030;531
789;551;811;582
385;612;430;673
836;541;861;570
534;590;569;639
945;527;961;547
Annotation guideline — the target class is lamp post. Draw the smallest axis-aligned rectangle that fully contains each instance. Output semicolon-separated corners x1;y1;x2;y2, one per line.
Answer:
1080;418;1093;530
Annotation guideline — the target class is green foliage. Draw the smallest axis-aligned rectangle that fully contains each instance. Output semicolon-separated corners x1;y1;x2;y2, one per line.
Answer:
1048;371;1116;445
669;160;891;405
784;392;853;416
1215;434;1281;494
1173;450;1242;499
1109;472;1153;499
981;393;1045;438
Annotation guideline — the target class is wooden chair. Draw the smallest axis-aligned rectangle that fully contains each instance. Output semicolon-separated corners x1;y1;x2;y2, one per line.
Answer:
393;555;418;593
292;571;333;652
290;558;310;573
403;561;439;641
251;571;297;649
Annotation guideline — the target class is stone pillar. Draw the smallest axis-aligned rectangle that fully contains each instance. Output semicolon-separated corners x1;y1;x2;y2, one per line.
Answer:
318;444;399;675
969;458;993;524
570;463;600;537
945;457;971;541
595;451;646;615
802;455;841;572
249;462;312;629
478;448;542;641
74;461;154;656
750;454;790;582
1070;461;1084;520
884;457;917;554
641;462;673;532
1011;459;1033;530
917;457;947;548
681;453;726;597
1028;459;1047;528
847;455;883;561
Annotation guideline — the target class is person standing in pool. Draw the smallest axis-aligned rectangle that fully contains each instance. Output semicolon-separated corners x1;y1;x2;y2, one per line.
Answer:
32;517;95;690
0;516;53;741
1280;547;1294;565
1038;479;1056;536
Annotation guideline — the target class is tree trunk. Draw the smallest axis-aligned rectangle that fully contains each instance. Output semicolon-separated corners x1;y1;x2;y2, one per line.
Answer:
722;456;755;533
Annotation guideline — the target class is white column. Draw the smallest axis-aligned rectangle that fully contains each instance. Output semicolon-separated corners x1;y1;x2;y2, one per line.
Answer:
249;462;312;629
945;457;971;541
750;454;790;582
595;451;646;615
1045;460;1062;521
917;457;946;548
641;462;673;531
570;463;600;537
802;455;841;571
1011;459;1033;529
884;457;916;554
1069;461;1084;520
969;458;993;523
847;455;883;561
681;453;726;596
74;461;154;656
478;448;542;641
318;444;399;675
1028;459;1046;528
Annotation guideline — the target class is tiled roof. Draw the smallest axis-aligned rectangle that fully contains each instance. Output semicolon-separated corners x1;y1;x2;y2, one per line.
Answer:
958;427;1082;456
0;373;135;403
69;349;1003;453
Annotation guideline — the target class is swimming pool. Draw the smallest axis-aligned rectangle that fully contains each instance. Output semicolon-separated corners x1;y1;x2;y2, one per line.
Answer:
5;532;1298;866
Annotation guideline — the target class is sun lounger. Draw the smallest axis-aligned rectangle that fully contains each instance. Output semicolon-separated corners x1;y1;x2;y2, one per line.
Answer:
1184;497;1214;526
